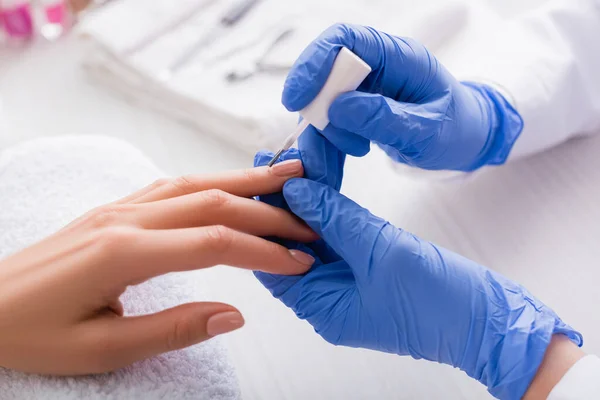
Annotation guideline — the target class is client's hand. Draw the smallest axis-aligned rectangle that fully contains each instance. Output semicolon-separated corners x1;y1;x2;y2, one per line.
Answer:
0;160;316;376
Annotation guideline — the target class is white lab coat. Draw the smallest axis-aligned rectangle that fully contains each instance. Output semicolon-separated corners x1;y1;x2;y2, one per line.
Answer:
453;0;600;162
452;0;600;397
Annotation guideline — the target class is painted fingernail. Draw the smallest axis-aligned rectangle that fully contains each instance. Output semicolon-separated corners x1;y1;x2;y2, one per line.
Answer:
207;311;245;337
270;159;303;177
289;250;315;266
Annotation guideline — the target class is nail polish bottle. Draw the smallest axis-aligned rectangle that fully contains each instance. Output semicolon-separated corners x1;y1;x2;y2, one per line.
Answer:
39;0;70;40
0;0;34;43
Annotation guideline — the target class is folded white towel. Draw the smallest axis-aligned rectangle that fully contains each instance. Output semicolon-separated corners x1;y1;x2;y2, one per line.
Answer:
0;136;241;400
78;0;468;155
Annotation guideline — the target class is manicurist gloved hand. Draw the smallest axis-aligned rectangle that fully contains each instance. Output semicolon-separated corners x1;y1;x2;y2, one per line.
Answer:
254;144;581;399
283;24;524;171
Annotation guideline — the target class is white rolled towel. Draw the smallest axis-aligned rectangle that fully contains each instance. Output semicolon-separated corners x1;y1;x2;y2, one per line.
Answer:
0;136;241;400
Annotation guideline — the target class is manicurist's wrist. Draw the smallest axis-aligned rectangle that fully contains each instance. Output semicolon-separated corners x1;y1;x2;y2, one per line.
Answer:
523;334;585;400
461;82;524;170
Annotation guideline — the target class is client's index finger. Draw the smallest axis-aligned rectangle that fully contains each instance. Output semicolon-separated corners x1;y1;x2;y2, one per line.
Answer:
129;160;303;204
212;159;304;197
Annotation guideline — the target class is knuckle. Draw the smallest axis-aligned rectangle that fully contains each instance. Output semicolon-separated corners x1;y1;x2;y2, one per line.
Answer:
86;205;126;229
202;225;234;254
325;22;342;32
326;22;351;37
94;226;137;255
151;177;172;188
167;316;196;351
169;176;196;196
200;189;231;208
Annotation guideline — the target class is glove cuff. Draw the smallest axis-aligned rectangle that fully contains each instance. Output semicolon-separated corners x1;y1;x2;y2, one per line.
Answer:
471;275;583;400
462;82;524;170
487;317;582;400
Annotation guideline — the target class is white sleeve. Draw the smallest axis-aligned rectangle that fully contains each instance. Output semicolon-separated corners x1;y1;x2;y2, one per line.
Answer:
452;0;600;161
548;355;600;399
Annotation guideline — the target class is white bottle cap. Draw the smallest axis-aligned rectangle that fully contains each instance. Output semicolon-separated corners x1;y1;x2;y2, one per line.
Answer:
299;47;372;131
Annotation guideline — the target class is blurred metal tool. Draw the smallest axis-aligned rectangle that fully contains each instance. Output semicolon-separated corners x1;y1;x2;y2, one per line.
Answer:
121;0;218;56
226;26;294;83
162;0;261;79
204;21;283;67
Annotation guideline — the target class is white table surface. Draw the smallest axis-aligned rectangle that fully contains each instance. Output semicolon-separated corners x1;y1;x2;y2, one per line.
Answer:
1;1;599;398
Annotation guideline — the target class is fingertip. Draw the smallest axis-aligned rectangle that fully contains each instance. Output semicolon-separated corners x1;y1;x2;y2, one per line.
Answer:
297;126;346;189
282;32;348;111
114;302;243;361
255;148;302;170
254;243;317;301
351;142;371;157
304;227;321;242
289;250;315;270
206;310;245;337
321;125;371;157
281;80;303;112
282;66;322;111
269;159;304;178
257;245;314;276
287;210;320;242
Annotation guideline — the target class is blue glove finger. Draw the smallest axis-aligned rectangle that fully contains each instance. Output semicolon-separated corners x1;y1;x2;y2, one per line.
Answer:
283;177;397;281
297;124;345;191
253;147;344;299
282;24;377;111
321;124;371;157
329;90;493;170
282;24;439;111
328;92;436;146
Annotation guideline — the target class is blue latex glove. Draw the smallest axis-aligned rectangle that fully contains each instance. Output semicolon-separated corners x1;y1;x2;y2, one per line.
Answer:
282;24;524;171
254;153;581;400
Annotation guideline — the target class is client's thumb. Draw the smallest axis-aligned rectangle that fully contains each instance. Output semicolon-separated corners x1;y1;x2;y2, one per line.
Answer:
106;303;243;369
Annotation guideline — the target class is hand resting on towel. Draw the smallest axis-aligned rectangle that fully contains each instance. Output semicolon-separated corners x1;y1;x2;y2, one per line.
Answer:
0;160;315;376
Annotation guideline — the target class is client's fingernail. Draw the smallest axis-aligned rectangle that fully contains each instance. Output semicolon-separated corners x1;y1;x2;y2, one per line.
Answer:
207;312;245;337
271;159;302;177
289;250;315;266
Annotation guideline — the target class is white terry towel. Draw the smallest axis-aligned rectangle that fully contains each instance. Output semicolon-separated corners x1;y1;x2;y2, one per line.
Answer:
78;0;468;155
0;136;241;400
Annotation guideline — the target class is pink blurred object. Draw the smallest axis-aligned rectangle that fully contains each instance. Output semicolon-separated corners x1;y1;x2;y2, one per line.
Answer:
0;0;34;40
45;1;66;24
40;0;70;40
